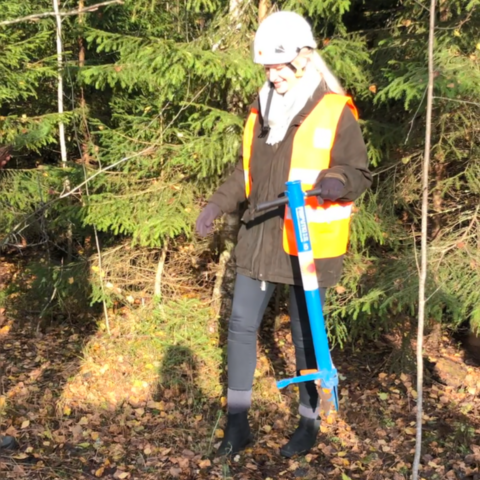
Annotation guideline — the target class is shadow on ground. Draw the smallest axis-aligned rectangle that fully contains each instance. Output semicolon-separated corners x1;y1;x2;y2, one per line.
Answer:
1;252;480;479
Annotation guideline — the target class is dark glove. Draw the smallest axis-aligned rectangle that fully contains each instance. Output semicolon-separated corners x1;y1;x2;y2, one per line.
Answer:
195;203;222;237
316;177;345;202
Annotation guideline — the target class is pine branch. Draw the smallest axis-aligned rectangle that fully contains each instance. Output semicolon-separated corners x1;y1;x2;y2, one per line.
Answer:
412;0;436;479
411;0;430;13
0;0;123;26
405;87;428;144
434;96;480;108
0;147;154;248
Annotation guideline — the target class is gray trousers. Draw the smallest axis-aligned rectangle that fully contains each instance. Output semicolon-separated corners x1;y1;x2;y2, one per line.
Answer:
227;274;326;418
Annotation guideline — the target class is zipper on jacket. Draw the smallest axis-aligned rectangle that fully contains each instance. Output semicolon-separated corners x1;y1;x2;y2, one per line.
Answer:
249;107;299;282
254;140;283;281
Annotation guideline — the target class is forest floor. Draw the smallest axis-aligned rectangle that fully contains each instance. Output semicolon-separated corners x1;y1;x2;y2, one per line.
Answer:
1;257;479;480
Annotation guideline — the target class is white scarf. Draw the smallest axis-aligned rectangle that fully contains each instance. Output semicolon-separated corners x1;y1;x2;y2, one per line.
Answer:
258;63;321;146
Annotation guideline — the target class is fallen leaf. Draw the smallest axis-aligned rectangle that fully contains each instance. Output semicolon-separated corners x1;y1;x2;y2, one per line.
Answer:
0;325;11;336
198;459;211;468
215;429;224;439
114;471;129;479
12;453;29;460
147;401;164;410
21;420;30;429
12;465;26;476
169;467;181;477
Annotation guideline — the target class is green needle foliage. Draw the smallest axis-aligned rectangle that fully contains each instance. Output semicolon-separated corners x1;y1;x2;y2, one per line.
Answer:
0;0;479;342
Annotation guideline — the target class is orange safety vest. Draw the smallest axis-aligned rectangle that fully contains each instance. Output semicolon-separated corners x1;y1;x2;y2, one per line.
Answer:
242;93;358;259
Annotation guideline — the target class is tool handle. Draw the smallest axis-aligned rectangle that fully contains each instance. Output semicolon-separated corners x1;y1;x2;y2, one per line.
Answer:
255;188;323;212
305;188;322;197
305;188;323;202
255;196;288;212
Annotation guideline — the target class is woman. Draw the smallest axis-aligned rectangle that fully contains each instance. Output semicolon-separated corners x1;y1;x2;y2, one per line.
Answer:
196;11;372;457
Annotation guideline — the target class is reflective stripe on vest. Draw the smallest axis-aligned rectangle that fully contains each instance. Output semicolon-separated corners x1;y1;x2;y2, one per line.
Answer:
242;94;358;259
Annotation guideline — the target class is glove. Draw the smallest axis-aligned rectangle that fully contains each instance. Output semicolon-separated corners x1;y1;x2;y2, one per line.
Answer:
195;203;222;237
315;177;345;202
0;147;11;169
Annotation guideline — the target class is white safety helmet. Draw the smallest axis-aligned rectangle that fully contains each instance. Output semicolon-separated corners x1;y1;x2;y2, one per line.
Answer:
253;11;317;65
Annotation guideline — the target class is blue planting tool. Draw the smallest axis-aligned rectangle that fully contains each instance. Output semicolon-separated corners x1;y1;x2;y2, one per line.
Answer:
256;180;339;414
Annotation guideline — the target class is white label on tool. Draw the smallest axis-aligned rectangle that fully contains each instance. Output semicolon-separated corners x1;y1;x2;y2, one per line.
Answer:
295;207;310;245
297;251;318;291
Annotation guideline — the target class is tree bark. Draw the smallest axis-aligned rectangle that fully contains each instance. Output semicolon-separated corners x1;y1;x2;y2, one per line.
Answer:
211;213;239;320
258;0;270;23
154;245;168;298
412;1;436;479
78;0;91;165
53;0;67;165
53;0;73;261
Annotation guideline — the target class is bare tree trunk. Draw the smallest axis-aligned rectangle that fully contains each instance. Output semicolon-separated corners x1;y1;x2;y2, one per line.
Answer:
53;0;73;261
154;244;168;298
258;0;270;23
412;1;436;479
78;0;85;67
229;0;241;16
212;0;246;51
211;213;239;319
53;0;67;164
78;0;91;165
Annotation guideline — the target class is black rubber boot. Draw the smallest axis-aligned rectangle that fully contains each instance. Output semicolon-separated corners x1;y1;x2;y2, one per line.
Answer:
0;436;19;450
280;416;320;458
216;411;252;456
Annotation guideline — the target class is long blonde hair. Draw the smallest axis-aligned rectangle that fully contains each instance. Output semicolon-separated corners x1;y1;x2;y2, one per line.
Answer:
300;48;345;95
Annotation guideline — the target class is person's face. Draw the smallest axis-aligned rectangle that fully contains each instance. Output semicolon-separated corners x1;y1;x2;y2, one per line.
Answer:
264;56;308;94
264;64;298;94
